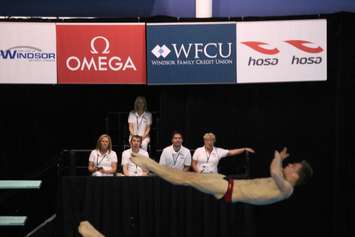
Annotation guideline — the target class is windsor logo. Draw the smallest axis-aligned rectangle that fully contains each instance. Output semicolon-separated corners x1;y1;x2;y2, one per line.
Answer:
147;23;237;85
0;46;55;62
56;24;146;84
0;22;57;84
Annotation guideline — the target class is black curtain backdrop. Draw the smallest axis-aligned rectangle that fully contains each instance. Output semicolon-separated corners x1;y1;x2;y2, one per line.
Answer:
60;176;252;237
0;12;354;237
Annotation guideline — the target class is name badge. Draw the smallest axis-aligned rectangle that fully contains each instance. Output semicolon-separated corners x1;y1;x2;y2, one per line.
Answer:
201;164;209;173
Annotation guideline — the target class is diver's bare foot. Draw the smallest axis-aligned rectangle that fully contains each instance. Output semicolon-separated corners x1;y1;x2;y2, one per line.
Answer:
78;221;105;237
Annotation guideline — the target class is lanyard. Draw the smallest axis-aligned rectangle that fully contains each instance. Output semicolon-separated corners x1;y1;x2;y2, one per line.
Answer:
131;149;140;173
205;148;214;163
96;153;107;167
136;113;145;131
172;151;181;166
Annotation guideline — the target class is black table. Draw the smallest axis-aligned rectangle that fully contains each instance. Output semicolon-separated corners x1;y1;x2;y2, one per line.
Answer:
59;176;254;237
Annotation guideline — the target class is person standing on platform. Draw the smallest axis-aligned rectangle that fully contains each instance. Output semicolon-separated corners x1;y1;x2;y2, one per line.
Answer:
128;96;152;151
121;135;150;176
159;131;192;171
88;134;117;176
192;133;255;173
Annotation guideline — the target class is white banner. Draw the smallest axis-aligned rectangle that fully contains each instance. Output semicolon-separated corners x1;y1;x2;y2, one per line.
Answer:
237;19;327;83
0;23;57;84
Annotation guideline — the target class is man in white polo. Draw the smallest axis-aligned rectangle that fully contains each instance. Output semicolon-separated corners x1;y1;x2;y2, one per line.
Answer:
121;135;150;176
192;132;255;174
159;131;191;171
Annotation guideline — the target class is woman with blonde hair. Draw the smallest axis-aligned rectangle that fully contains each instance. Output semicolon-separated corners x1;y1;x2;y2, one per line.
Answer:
128;96;152;151
88;134;117;176
192;132;255;173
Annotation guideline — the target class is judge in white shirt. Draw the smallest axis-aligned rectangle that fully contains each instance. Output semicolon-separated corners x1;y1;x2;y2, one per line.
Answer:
128;96;152;151
88;134;117;176
159;131;192;171
121;135;150;176
192;133;255;174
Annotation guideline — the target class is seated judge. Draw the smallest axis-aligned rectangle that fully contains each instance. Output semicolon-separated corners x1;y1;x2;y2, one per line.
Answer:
159;131;192;171
192;133;255;173
88;134;117;176
121;135;150;176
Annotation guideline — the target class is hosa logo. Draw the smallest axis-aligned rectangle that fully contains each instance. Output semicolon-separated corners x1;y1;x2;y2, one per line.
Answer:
241;40;324;66
151;42;233;66
241;41;279;55
284;40;323;54
0;46;55;62
66;36;136;72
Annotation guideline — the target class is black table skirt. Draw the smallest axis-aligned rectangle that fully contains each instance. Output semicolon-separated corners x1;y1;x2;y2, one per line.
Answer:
59;176;254;237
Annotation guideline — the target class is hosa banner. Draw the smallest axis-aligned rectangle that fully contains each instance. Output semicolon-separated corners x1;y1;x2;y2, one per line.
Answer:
0;22;57;84
236;19;327;83
56;23;146;84
147;22;237;85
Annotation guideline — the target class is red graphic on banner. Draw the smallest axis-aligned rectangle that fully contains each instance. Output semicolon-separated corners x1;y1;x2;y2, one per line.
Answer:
284;40;323;53
241;41;280;55
56;24;146;84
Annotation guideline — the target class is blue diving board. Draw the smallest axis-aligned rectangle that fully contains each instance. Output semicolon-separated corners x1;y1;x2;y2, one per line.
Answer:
0;180;42;189
0;216;27;226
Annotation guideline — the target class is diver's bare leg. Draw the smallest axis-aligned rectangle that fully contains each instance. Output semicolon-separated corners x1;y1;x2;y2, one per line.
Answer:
131;153;228;199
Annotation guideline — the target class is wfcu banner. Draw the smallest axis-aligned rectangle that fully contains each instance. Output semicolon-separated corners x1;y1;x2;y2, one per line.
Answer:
147;22;236;85
237;19;327;83
56;23;146;84
0;22;57;84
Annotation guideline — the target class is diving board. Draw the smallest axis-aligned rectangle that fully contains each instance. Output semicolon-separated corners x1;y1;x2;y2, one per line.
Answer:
0;216;27;226
0;180;42;189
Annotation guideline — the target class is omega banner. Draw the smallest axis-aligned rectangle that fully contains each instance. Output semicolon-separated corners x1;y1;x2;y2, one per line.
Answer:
147;22;237;85
56;23;146;84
